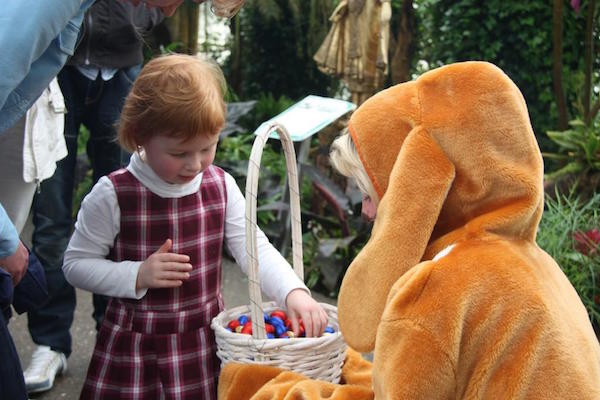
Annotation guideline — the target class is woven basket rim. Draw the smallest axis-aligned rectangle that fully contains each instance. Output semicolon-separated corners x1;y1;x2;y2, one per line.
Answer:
211;301;343;348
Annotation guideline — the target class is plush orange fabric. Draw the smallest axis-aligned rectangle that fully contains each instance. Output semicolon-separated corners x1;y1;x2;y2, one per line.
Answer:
218;363;284;400
218;61;600;399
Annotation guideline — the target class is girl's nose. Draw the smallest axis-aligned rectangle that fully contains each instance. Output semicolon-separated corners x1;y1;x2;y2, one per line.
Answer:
188;153;203;171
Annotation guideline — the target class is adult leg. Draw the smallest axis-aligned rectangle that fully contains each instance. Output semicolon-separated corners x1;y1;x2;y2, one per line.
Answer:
0;117;37;234
84;65;139;329
0;120;36;390
29;66;88;357
25;67;90;393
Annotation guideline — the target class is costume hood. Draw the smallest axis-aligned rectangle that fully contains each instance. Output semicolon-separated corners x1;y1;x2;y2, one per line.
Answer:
338;61;544;351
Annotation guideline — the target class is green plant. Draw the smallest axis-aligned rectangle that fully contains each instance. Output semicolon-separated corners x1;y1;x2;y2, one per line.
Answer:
236;93;294;132
224;0;337;100
215;131;287;227
415;0;585;150
301;216;369;297
537;189;600;329
543;118;600;197
72;126;92;217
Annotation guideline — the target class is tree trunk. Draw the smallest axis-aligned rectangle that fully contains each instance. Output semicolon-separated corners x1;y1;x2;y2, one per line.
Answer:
390;0;415;84
229;15;242;95
584;0;596;125
164;1;200;55
552;0;569;130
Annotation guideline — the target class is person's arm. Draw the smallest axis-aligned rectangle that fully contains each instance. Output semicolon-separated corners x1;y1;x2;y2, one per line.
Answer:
62;176;146;299
223;173;327;337
0;204;18;259
132;4;165;34
223;173;308;308
0;204;28;285
0;0;95;134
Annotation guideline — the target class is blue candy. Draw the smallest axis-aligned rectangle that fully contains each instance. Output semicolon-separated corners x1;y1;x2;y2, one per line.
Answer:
238;315;249;325
275;324;287;337
324;326;335;333
269;316;285;327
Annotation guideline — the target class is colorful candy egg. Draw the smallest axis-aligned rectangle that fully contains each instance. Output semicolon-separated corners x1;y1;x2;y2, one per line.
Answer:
227;319;240;330
264;323;275;334
270;310;287;321
241;325;252;335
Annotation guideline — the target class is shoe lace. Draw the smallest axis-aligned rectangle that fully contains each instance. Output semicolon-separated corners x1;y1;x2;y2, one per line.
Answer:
26;348;58;375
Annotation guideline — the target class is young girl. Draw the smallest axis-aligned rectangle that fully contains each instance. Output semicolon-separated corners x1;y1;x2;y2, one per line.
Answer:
63;54;328;400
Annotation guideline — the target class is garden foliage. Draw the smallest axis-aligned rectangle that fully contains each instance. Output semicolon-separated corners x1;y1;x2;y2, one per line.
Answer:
537;190;600;329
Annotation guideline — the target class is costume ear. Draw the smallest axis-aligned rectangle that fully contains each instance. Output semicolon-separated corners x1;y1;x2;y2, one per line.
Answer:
337;126;455;352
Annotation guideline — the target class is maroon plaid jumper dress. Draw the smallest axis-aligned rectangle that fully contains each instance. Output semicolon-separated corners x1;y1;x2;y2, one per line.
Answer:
80;166;227;400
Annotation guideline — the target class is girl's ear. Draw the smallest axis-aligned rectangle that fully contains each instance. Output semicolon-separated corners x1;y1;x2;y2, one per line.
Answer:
337;126;455;352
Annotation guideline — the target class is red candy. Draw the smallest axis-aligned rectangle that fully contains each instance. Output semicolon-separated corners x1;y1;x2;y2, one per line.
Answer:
241;325;252;335
270;310;287;321
227;320;240;330
265;323;275;334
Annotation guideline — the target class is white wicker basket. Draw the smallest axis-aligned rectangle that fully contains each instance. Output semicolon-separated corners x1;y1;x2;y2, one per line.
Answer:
211;122;346;383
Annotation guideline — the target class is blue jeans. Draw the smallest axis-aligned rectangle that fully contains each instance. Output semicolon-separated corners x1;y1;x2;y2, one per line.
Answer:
29;65;139;357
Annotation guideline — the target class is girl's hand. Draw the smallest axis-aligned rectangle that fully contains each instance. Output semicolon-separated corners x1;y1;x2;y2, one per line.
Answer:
136;239;192;290
285;289;329;337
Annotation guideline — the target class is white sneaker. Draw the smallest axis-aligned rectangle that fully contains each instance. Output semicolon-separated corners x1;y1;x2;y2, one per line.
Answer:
23;345;67;393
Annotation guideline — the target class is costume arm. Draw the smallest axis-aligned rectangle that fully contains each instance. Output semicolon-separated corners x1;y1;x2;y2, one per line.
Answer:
0;0;94;134
63;177;146;299
223;172;308;307
371;317;456;398
0;204;18;259
218;349;374;400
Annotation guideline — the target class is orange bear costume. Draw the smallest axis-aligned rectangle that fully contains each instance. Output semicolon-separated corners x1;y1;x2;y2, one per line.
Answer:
218;61;600;399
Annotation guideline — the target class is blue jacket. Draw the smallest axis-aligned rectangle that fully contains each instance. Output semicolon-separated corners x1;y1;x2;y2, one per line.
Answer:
0;0;94;259
0;205;18;260
0;0;95;135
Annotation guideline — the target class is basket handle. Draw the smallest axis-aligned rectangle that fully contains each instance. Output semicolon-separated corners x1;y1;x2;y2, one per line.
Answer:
245;122;303;340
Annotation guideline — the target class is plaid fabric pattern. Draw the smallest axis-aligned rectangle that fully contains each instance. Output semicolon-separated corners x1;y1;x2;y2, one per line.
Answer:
81;166;227;400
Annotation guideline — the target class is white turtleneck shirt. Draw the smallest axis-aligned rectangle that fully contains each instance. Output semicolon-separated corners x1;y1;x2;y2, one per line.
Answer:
63;152;307;307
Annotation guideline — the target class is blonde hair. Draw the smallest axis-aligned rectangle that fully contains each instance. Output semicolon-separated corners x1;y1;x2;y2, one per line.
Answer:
330;131;378;202
118;53;226;152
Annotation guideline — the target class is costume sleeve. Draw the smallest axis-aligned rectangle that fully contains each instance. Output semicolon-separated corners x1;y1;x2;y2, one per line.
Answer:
223;172;309;307
0;0;94;134
63;176;146;299
0;203;19;259
372;309;456;398
218;350;375;400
